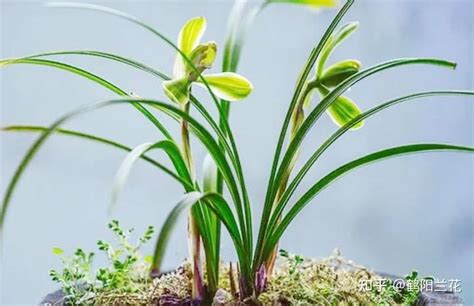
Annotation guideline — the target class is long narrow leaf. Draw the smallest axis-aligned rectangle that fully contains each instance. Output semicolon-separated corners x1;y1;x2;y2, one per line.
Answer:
10;50;169;80
0;99;244;241
110;140;191;212
266;91;474;239
47;2;254;252
151;192;202;273
0;57;171;139
262;144;474;260
46;2;222;115
0;125;186;186
257;58;457;267
255;0;354;269
201;155;221;284
152;191;245;274
7;50;244;202
270;58;456;220
9;51;242;175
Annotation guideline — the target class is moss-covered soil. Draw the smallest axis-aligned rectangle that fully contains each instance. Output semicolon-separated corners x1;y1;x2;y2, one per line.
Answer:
88;250;420;305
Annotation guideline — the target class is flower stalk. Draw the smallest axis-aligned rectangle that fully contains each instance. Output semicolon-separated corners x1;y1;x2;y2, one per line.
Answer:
180;99;206;301
264;20;364;276
162;16;253;301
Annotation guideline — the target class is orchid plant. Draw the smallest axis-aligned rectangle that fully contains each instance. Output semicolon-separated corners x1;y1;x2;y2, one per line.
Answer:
1;0;473;304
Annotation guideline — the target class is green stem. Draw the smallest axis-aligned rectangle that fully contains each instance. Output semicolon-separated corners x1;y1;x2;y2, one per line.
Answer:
181;101;205;300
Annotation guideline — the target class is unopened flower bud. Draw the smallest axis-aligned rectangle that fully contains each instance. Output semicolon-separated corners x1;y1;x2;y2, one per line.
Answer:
320;59;360;87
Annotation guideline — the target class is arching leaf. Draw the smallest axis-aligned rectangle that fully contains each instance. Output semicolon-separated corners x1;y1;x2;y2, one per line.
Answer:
110;140;191;212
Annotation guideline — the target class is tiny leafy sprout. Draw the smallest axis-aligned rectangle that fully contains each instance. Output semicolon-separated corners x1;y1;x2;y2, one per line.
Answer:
97;240;110;251
279;249;289;258
108;219;126;238
52;247;64;256
48;247;96;304
294;255;304;265
405;270;418;281
279;249;303;275
139;225;154;244
163;16;253;105
49;270;60;282
144;255;153;264
50;221;156;301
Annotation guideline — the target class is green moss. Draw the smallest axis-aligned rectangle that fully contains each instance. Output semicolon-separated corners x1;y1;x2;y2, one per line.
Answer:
257;250;421;305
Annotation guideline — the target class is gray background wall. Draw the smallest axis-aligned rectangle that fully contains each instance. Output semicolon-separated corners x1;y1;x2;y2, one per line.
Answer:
1;0;472;304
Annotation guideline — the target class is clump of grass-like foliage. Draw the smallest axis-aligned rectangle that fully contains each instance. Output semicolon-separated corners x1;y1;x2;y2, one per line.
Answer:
1;0;473;304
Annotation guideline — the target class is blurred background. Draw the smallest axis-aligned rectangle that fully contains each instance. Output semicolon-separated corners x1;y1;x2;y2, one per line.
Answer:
1;0;472;304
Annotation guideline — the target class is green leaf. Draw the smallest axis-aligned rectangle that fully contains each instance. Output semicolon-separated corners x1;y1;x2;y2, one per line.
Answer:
10;52;238;168
152;191;245;274
319;59;361;87
272;58;457;219
0;57;171;139
0;58;127;94
203;154;218;193
174;16;206;78
46;3;225;112
4;51;239;165
110;140;191;212
0;99;244;247
2;50;169;80
222;2;261;73
0;125;188;188
264;143;474;259
199;154;220;294
220;1;262;144
266;0;338;8
144;255;153;264
256;0;354;270
0;124;192;231
44;6;251;234
151;192;203;273
52;247;64;255
162;78;191;105
196;72;253;101
6;52;250;236
260;59;459;260
265;91;474;247
258;57;457;268
44;4;253;249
